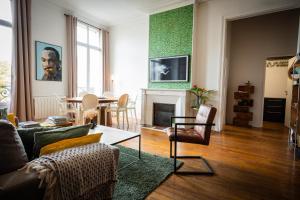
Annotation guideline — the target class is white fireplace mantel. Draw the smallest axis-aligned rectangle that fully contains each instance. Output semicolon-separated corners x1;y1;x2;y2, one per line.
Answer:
141;88;193;126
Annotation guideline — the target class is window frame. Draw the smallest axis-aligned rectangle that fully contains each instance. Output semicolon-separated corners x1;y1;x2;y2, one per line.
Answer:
76;21;103;96
0;2;12;106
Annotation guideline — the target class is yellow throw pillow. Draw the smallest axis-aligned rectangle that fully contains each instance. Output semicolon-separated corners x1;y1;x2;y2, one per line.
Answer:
40;133;102;156
7;113;16;127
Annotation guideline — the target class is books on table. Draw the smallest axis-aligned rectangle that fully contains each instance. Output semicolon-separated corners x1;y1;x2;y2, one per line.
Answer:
47;116;68;125
19;116;69;128
19;121;41;128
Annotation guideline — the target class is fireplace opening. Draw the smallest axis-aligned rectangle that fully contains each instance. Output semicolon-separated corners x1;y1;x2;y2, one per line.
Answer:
153;103;175;127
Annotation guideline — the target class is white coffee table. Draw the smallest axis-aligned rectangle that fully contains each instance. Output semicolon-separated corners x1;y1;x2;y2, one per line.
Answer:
89;125;141;158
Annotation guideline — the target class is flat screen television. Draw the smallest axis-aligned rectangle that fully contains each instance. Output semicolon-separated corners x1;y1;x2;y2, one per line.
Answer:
149;55;189;82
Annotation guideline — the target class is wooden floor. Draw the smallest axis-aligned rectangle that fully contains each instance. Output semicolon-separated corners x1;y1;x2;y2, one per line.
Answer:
110;119;300;200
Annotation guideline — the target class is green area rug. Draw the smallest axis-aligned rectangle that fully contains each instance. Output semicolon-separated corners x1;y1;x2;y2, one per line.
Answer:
113;145;183;200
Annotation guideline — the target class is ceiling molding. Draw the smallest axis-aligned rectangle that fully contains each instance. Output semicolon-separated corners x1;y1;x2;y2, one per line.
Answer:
45;0;109;29
149;0;194;15
44;0;199;27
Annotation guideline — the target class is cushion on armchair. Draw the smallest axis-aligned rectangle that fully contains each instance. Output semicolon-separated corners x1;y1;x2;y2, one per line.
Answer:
0;120;28;175
33;124;92;158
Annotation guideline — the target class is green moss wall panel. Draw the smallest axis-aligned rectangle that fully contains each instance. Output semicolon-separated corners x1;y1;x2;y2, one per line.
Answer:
148;4;193;89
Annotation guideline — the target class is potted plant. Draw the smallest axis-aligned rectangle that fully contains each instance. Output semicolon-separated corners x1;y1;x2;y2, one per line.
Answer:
190;85;215;108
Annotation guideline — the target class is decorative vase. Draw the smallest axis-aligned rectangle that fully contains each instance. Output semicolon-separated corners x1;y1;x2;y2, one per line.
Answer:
196;96;200;107
196;96;204;108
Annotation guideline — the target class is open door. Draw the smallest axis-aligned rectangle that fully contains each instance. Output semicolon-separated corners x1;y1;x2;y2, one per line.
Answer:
264;57;291;124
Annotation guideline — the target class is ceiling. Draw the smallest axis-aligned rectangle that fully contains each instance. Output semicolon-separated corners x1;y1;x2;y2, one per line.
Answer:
46;0;195;27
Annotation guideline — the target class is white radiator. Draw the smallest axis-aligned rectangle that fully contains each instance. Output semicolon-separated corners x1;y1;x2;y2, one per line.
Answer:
34;96;63;120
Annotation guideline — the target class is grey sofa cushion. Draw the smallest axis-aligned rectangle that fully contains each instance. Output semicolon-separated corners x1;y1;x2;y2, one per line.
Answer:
0;120;28;175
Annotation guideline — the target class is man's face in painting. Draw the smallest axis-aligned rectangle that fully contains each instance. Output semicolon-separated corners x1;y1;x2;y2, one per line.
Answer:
41;49;58;78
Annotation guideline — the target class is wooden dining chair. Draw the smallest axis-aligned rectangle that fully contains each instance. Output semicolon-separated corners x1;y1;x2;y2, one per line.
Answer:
105;94;129;128
101;91;116;116
166;104;217;175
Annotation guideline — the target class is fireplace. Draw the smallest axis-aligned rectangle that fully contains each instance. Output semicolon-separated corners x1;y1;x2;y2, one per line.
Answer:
141;88;193;127
153;103;175;127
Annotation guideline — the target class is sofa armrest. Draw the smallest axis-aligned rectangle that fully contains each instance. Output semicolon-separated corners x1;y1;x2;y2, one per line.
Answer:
0;169;45;200
109;145;120;167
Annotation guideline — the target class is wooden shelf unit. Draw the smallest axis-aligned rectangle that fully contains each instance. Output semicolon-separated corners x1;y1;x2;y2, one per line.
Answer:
233;82;254;127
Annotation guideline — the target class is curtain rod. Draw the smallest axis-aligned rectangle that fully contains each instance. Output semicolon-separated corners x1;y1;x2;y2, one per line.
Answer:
64;14;104;30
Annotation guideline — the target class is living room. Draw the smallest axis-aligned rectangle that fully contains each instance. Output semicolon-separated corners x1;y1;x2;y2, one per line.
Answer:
1;0;300;199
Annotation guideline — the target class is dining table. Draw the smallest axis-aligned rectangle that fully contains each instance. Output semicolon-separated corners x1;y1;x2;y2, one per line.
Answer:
65;97;118;104
66;96;118;126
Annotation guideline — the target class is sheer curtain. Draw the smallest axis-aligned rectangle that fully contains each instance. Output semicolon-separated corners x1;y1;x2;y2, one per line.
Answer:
10;0;33;121
66;15;78;98
102;30;111;92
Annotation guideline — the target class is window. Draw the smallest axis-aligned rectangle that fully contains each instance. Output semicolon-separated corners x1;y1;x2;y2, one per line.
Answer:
77;22;103;96
0;0;12;106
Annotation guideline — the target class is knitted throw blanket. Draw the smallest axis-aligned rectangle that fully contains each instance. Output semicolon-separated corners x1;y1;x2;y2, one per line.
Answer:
23;143;117;200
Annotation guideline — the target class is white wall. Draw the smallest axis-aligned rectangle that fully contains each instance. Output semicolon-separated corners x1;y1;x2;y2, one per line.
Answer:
31;0;68;97
109;17;149;118
196;0;300;130
264;66;288;98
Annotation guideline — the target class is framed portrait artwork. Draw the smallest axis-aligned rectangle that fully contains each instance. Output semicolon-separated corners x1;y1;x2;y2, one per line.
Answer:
35;41;62;81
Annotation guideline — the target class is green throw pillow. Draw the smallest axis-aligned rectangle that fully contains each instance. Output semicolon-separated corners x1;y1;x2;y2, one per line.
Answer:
33;124;92;158
0;108;7;120
17;127;56;160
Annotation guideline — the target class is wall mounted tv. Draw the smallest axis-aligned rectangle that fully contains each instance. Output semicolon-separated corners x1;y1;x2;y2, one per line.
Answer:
149;55;189;82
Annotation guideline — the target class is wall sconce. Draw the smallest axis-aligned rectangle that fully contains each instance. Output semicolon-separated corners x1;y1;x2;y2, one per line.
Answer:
111;74;115;91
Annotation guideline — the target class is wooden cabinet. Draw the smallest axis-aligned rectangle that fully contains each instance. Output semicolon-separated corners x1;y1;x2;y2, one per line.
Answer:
233;82;254;127
263;98;286;122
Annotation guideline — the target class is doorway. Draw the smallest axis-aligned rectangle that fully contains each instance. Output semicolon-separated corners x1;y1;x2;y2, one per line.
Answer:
224;9;300;129
263;57;291;124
